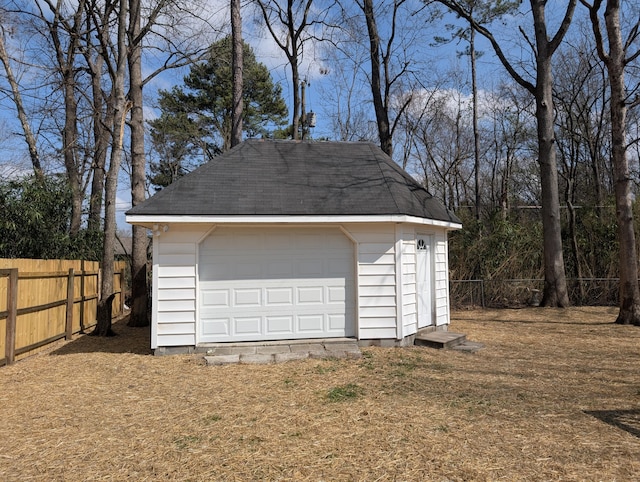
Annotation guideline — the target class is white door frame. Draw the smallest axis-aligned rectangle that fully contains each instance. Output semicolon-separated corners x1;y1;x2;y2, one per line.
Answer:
416;233;435;329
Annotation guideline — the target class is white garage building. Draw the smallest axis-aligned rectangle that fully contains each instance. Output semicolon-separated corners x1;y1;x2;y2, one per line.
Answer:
126;140;461;353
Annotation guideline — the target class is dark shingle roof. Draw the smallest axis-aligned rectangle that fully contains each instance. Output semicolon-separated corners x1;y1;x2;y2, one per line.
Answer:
127;139;460;224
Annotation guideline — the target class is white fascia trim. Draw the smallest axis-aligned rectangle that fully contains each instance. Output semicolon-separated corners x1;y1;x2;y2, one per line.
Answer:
126;214;462;230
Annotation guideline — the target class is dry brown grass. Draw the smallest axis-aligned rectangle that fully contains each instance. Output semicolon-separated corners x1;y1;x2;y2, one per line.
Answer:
1;307;639;481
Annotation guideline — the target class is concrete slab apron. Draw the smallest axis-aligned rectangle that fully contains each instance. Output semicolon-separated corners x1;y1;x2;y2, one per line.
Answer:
204;339;362;366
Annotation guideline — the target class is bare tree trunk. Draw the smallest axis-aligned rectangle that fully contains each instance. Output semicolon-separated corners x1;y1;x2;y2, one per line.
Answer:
126;0;149;328
61;69;83;236
363;0;392;157
535;46;569;307
470;26;481;220
84;6;113;233
88;98;112;232
231;0;243;147
0;25;44;181
94;0;129;337
585;0;640;324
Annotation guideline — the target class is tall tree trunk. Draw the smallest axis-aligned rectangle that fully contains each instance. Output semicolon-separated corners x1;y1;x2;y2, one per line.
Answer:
363;0;392;157
231;0;243;147
290;55;300;139
0;27;44;181
601;0;640;324
127;0;149;327
94;0;129;337
470;26;481;220
87;56;110;232
585;0;640;324
532;1;570;307
61;70;83;236
535;64;570;307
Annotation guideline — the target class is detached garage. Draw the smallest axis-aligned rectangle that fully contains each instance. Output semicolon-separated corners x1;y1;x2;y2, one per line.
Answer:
126;139;461;353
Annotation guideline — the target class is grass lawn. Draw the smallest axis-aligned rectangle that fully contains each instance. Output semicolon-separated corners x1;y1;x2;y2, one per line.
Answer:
1;306;639;480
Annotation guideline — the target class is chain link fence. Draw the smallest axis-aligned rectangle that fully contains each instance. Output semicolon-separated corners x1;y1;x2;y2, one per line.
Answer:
450;278;620;308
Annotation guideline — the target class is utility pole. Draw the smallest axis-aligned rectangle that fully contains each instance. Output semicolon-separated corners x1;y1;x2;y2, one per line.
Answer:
300;79;307;140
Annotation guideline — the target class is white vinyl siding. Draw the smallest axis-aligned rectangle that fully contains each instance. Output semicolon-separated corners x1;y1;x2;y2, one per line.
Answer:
151;227;209;349
345;225;397;340
434;232;450;326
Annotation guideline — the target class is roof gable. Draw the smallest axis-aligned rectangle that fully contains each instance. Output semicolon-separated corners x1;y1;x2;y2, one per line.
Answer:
127;139;460;224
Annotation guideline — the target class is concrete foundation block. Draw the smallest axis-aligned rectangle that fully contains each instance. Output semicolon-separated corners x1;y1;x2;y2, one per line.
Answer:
309;350;333;359
154;346;194;356
204;355;240;365
274;352;309;363
256;345;291;355
207;346;257;356
240;354;275;364
291;343;324;353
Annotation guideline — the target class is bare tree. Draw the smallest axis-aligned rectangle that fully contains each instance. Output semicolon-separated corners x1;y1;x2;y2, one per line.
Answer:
484;83;537;218
127;0;148;327
39;0;89;236
94;0;129;336
407;85;475;209
83;6;113;232
582;0;640;325
127;0;216;328
435;0;577;307
357;0;419;158
361;0;393;155
0;11;44;181
553;38;612;293
231;0;243;147
252;0;333;139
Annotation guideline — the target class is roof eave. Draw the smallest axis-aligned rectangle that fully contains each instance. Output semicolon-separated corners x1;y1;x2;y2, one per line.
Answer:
125;214;463;231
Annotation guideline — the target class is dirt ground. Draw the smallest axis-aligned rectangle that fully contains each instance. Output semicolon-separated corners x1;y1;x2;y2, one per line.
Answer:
1;306;639;481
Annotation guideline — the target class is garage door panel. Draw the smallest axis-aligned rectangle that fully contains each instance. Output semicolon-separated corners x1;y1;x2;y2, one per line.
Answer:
235;317;262;335
234;289;261;306
266;288;293;305
298;314;324;332
202;318;229;336
297;286;323;304
199;227;355;342
328;314;346;331
201;290;229;307
266;316;293;334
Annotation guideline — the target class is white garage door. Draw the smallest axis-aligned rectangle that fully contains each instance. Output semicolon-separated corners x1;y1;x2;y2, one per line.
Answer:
198;226;355;342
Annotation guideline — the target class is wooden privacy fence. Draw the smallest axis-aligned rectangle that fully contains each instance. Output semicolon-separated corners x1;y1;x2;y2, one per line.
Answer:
0;259;127;366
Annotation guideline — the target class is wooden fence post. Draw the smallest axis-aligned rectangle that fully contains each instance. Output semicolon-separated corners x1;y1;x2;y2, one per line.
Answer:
5;268;18;365
79;260;85;333
65;268;74;340
120;269;125;314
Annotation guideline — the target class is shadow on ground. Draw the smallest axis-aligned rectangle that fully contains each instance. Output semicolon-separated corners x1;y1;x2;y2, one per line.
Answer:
49;313;152;356
585;409;640;439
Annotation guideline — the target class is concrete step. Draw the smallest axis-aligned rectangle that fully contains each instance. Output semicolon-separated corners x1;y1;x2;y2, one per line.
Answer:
414;331;467;349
